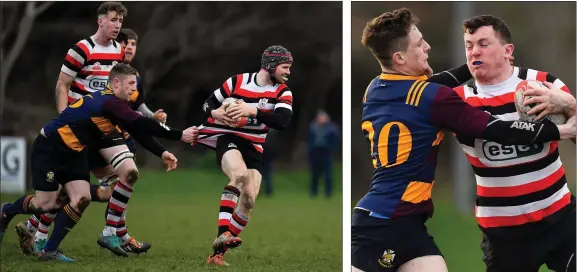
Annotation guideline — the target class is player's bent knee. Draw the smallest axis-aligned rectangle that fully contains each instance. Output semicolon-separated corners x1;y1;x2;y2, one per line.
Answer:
398;255;447;272
125;168;139;185
33;191;60;212
69;194;91;213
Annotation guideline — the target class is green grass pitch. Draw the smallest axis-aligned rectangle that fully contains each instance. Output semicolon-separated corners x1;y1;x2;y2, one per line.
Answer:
1;168;343;272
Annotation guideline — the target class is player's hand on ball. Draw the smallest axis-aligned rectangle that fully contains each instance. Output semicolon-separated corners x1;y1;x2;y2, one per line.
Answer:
212;105;237;127
153;109;167;123
181;126;199;144
161;151;178;172
523;81;576;120
226;100;256;120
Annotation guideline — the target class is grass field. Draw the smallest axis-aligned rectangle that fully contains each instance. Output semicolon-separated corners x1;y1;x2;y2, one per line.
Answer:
0;167;342;272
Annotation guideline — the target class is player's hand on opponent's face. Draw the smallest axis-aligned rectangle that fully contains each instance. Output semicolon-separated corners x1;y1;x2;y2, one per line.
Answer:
226;100;256;120
153;109;167;123
212;104;237;127
523;81;576;120
161;151;178;172
181;126;199;144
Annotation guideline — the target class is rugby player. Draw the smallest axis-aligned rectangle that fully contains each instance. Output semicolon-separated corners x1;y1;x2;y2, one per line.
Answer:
197;45;293;266
0;63;199;262
15;28;164;256
453;15;576;271
351;8;576;272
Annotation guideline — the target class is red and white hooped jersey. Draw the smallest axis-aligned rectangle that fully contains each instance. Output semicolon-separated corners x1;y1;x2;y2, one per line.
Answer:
198;72;293;153
453;66;572;233
61;36;124;103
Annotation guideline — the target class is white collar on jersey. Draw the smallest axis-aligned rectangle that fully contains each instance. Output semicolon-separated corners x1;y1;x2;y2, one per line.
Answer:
473;66;520;94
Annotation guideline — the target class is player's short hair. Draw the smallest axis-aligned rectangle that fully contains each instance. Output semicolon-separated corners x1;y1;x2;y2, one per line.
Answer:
97;2;128;18
121;28;138;42
109;63;137;82
361;7;419;68
116;28;138;44
462;15;512;44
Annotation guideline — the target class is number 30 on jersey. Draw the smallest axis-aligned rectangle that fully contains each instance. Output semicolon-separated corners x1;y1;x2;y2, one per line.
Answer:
362;121;412;168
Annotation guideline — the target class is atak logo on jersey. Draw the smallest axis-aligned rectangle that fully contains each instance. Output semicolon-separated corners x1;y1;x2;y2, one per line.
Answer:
93;62;102;70
258;98;268;108
510;121;535;131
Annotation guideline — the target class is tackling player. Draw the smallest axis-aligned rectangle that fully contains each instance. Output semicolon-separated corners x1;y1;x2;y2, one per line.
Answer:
14;2;133;256
453;15;576;271
0;63;199;262
197;45;293;266
351;8;576;272
15;28;164;256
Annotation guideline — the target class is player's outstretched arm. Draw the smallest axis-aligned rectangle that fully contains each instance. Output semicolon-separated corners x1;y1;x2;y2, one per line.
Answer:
137;103;167;123
126;128;168;158
430;85;574;145
103;97;196;143
428;64;472;88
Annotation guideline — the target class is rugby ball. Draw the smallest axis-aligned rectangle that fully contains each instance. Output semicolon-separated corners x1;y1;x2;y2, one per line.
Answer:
514;80;566;125
219;98;248;127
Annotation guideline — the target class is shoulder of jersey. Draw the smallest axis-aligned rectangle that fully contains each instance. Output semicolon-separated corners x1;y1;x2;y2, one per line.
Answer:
404;80;442;107
74;37;122;50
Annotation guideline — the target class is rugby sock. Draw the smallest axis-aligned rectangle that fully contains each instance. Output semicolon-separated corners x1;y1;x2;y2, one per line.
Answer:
26;214;40;233
35;213;56;240
229;210;249;237
116;211;131;243
217;185;241;237
2;195;35;220
104;182;131;236
44;204;81;252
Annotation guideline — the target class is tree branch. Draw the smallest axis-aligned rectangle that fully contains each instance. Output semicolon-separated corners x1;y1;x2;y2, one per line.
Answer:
34;1;53;15
0;1;52;118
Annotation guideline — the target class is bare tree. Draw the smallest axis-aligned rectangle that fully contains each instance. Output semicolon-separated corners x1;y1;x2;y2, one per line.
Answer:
0;1;53;118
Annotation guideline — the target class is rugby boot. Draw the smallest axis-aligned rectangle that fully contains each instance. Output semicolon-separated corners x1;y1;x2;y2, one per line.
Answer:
207;252;230;266
38;249;76;262
14;221;34;255
33;238;47;255
97;234;128;257
212;231;242;250
121;237;151;254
